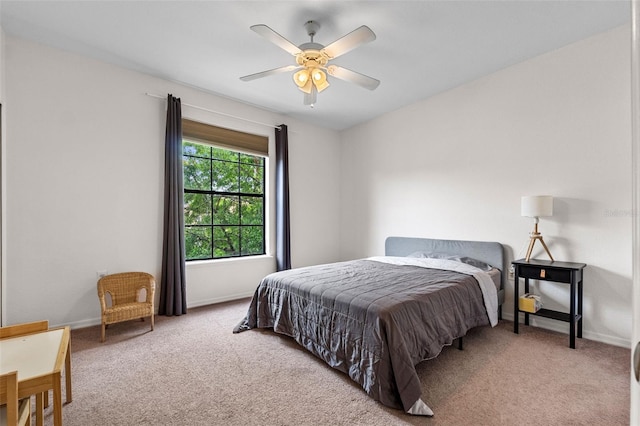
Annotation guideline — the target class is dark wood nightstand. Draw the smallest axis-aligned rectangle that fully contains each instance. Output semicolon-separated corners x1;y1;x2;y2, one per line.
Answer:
512;259;587;349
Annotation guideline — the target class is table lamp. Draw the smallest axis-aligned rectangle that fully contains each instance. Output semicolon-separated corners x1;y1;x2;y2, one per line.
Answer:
521;195;554;262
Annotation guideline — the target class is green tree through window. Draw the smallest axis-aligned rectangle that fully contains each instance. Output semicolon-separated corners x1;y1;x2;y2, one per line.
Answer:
183;141;265;260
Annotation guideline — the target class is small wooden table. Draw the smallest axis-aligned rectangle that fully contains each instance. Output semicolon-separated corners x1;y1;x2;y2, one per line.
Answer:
0;326;72;426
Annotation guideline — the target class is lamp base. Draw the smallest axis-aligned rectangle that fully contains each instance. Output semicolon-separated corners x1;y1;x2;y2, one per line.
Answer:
525;232;554;262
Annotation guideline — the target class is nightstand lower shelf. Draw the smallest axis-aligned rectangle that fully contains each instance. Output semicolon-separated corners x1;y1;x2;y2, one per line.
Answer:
526;308;582;323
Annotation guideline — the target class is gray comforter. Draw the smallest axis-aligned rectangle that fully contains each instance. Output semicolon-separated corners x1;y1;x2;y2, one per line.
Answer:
233;259;491;412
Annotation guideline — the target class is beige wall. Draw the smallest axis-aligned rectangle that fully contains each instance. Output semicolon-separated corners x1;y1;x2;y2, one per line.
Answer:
340;25;632;347
4;36;342;328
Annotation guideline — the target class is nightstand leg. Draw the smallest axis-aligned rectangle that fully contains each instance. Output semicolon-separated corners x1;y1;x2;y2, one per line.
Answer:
578;279;583;339
570;280;576;349
514;270;519;334
524;277;530;326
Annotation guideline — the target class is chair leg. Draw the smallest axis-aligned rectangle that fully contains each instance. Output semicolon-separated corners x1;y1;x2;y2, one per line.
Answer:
18;397;30;425
101;323;106;343
151;314;154;331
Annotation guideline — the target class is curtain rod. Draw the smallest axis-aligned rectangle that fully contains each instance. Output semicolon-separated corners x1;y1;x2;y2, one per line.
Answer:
145;92;281;130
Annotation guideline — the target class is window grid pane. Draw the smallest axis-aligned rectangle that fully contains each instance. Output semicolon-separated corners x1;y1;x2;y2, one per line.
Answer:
241;196;263;225
184;193;212;226
241;226;264;256
213;195;240;225
183;156;212;191
185;226;213;260
183;141;212;159
213;226;240;258
212;159;240;192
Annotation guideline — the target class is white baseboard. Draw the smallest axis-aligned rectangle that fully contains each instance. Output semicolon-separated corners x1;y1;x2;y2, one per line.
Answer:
61;292;255;330
57;317;102;330
502;312;630;349
186;291;254;309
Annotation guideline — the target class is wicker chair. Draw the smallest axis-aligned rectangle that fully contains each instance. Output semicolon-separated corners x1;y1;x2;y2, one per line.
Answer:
97;272;155;342
0;371;31;426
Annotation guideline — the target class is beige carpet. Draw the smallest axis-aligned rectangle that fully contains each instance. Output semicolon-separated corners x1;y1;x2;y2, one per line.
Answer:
43;299;628;425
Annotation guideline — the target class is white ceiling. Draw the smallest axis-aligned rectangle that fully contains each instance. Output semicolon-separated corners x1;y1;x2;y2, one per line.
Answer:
0;1;631;131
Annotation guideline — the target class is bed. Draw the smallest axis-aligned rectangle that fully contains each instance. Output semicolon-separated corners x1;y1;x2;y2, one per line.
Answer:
233;236;506;416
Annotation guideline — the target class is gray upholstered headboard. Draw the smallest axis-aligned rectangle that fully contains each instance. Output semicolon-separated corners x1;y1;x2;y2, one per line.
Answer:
385;236;506;306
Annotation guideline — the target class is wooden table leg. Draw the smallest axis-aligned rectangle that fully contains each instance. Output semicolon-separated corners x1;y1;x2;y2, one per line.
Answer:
53;371;62;426
65;341;72;403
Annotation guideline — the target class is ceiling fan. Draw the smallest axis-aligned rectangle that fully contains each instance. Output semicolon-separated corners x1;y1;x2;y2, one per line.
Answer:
240;20;380;106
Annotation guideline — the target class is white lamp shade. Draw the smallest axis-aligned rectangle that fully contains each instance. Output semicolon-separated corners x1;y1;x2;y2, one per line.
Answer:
521;195;553;217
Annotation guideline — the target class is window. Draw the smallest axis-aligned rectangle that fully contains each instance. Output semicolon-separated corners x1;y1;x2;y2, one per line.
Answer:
182;120;267;261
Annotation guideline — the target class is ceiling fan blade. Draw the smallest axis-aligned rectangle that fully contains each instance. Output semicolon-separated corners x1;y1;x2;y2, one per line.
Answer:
322;26;376;59
326;65;380;90
240;65;300;82
250;24;302;56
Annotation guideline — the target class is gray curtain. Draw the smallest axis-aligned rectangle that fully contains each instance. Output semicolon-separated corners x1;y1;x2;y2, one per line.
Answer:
275;124;291;271
159;94;187;316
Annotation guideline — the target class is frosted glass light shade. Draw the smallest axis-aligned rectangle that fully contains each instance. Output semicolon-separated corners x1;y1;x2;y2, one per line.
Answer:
521;195;553;217
311;68;330;92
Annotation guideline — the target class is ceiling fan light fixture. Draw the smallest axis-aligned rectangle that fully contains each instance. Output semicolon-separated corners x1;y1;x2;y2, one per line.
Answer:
294;67;328;94
293;70;313;93
294;69;310;87
300;79;313;94
311;68;329;92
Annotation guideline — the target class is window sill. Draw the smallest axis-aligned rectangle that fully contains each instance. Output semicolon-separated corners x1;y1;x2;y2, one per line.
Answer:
186;254;274;268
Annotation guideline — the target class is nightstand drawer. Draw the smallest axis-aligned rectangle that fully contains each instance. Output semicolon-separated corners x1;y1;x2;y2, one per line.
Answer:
518;265;571;283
